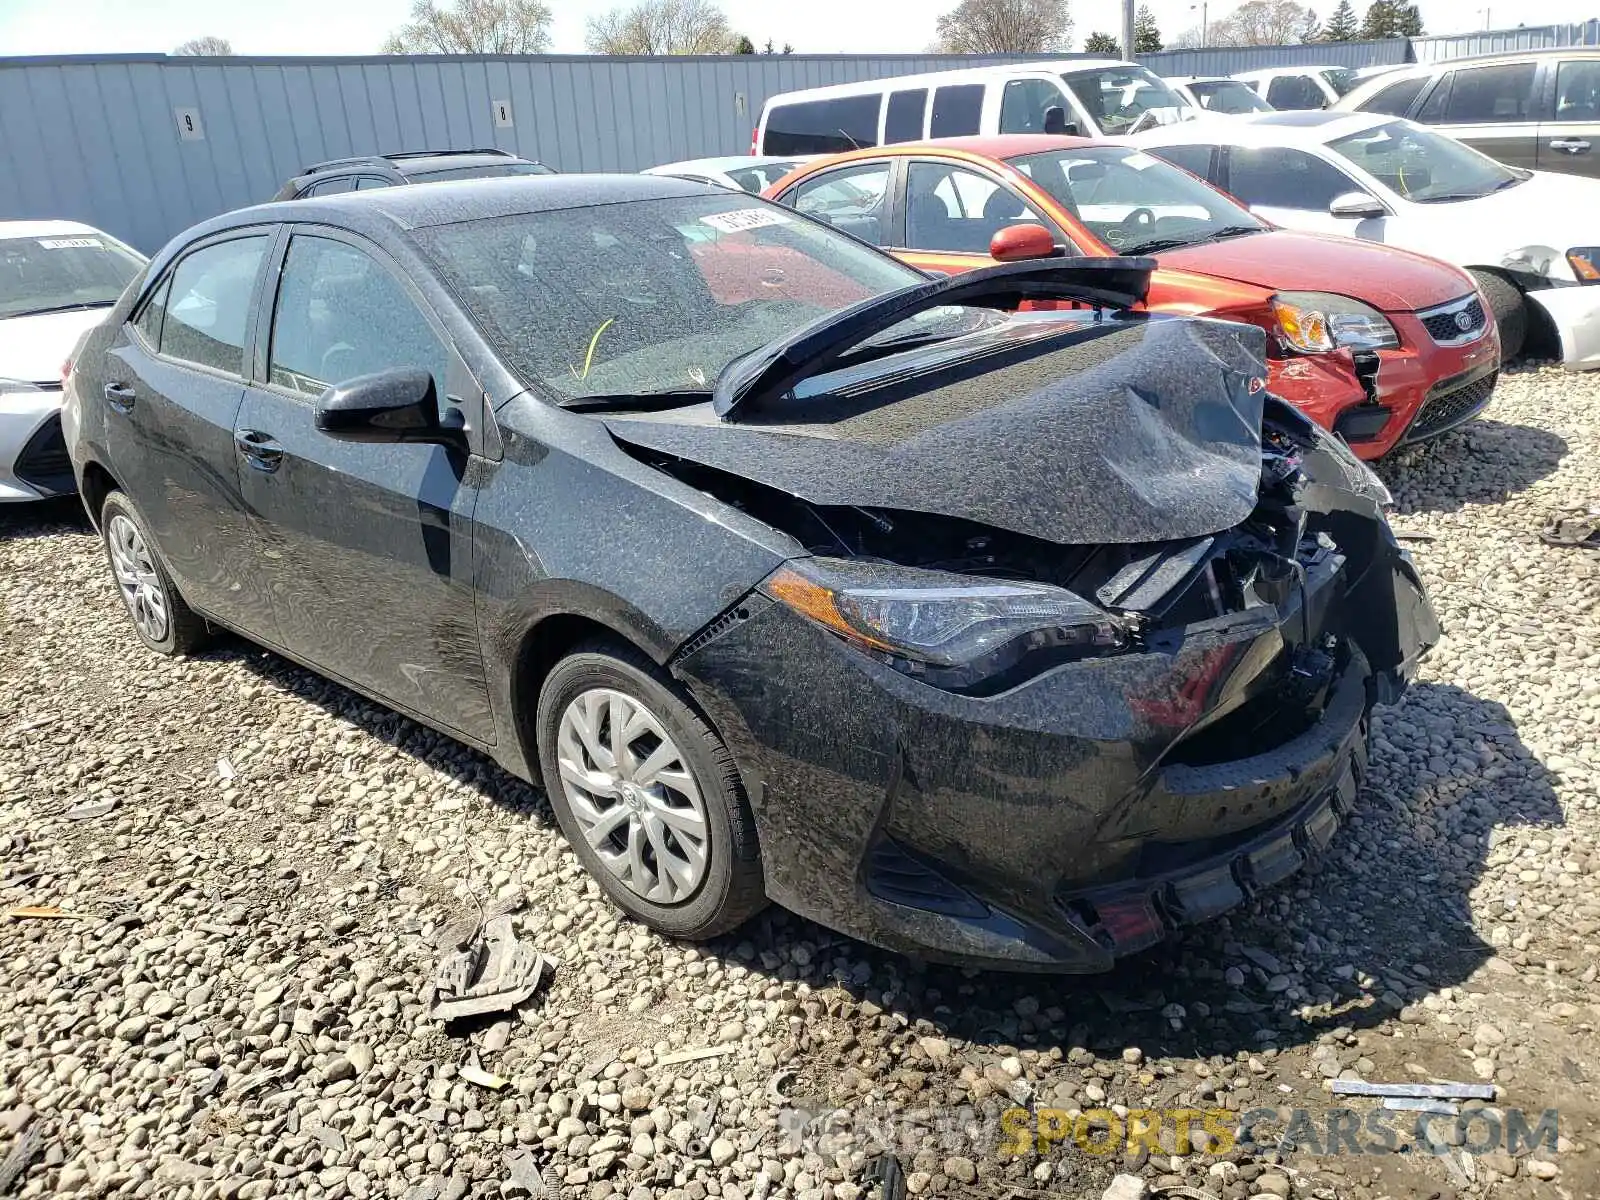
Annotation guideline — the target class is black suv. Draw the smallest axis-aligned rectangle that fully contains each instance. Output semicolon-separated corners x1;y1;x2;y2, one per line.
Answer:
272;148;554;199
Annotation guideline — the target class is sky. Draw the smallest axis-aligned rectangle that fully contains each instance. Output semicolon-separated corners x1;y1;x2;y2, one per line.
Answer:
0;0;1595;56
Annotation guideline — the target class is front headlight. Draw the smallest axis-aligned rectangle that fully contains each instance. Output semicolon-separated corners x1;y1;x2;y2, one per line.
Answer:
763;557;1130;691
1567;248;1600;283
1273;292;1400;353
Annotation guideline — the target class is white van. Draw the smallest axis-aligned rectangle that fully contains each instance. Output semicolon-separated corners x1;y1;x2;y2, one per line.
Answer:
753;60;1197;156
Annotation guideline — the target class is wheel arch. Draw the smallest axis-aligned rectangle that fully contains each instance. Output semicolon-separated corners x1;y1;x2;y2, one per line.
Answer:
79;459;122;531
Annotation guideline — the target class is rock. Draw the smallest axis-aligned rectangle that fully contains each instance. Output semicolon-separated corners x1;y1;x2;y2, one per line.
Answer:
1527;1159;1560;1181
1100;1174;1150;1200
709;1138;737;1167
919;1038;951;1062
1122;1047;1143;1066
347;1043;374;1075
325;1056;356;1083
1253;1171;1291;1197
943;1157;977;1184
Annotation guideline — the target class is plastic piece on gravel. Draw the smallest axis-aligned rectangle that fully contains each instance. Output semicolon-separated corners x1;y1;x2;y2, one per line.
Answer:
1540;511;1600;549
4;905;82;920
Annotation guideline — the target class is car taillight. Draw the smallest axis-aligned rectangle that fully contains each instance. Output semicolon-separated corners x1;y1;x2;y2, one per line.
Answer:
750;126;758;155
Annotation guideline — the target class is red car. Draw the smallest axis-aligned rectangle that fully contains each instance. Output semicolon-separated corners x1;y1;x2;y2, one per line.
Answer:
764;137;1501;459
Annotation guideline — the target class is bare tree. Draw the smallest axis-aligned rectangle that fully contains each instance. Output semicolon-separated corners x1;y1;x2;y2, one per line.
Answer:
174;36;234;55
1206;0;1319;45
585;0;738;54
382;0;553;54
935;0;1074;54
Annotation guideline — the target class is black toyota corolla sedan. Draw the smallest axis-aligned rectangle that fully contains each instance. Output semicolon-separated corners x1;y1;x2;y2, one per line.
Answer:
64;176;1438;971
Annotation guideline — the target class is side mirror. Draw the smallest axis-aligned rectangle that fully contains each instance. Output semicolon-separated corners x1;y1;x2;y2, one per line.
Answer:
1329;191;1386;220
989;223;1059;262
315;367;466;449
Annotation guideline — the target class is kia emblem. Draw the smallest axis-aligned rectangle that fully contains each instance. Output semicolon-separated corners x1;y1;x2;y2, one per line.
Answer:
1455;310;1475;332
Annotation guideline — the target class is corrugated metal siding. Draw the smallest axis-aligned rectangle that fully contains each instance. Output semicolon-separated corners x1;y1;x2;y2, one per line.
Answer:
0;52;1065;253
1411;21;1600;64
1137;39;1410;77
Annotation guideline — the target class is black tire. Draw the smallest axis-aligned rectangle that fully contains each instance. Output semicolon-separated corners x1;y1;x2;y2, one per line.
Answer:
98;491;210;656
534;638;767;940
1471;269;1527;362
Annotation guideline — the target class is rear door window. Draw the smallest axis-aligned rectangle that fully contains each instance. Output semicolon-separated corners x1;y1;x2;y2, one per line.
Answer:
764;95;882;156
999;78;1071;133
1359;75;1428;117
785;162;892;245
903;161;1049;255
1227;147;1356;210
305;176;357;196
1266;74;1325;110
158;235;270;376
884;89;928;143
1553;59;1600;122
1439;63;1537;123
930;84;985;137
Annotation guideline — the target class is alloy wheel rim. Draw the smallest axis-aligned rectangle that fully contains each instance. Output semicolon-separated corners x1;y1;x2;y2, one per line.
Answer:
555;687;710;905
107;514;169;644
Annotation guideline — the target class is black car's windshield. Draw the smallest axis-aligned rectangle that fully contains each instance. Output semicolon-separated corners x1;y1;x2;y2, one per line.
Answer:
406;163;555;182
1060;66;1191;134
1327;120;1523;202
416;194;928;401
1187;80;1273;114
0;233;144;320
1321;67;1360;97
1008;146;1266;254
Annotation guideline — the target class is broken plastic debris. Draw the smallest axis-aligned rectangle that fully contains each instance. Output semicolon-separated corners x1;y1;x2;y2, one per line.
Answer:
503;1148;557;1198
1329;1080;1494;1100
430;910;553;1023
1382;1097;1460;1115
654;1045;734;1067
216;757;236;780
4;905;82;921
863;1153;907;1200
460;1053;508;1090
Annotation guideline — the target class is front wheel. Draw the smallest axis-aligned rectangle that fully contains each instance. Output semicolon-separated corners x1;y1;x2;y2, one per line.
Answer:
99;491;209;656
534;639;767;940
1471;269;1527;361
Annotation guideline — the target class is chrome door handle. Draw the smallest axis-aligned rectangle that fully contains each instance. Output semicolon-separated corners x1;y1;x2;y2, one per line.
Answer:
234;429;284;473
1550;138;1592;153
103;382;135;413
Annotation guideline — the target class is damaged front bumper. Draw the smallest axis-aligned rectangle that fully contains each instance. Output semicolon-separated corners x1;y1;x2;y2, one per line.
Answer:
1526;285;1600;371
674;533;1437;972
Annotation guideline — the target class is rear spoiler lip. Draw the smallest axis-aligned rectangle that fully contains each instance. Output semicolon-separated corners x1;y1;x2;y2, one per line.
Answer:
713;257;1157;420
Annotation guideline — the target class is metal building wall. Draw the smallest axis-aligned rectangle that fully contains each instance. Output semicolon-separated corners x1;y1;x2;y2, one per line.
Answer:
1136;39;1410;77
1410;20;1600;63
0;52;1058;253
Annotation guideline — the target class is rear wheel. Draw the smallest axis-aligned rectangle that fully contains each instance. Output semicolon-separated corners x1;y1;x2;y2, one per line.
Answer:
535;639;766;940
1471;270;1527;361
99;491;209;656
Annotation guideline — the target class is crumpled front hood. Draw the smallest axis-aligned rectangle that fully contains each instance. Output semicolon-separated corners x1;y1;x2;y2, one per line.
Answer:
607;315;1271;546
1159;230;1471;312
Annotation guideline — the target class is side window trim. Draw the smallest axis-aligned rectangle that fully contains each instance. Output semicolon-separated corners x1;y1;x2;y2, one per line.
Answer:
128;269;172;353
258;224;464;407
142;225;280;383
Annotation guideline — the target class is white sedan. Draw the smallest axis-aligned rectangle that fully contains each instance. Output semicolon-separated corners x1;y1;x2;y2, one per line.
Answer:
641;156;805;195
2;221;145;502
1135;111;1600;367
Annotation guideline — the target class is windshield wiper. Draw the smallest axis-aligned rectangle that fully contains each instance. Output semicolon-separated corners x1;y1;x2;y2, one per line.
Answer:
713;257;1156;421
1199;224;1263;243
1;300;116;319
1117;237;1193;254
559;388;710;412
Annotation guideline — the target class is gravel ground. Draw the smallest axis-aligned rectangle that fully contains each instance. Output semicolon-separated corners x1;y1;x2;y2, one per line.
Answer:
2;365;1598;1200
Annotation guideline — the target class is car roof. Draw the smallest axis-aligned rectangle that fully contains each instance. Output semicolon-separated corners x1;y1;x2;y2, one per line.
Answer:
189;174;721;248
784;135;1110;173
1235;65;1344;80
644;155;799;175
0;219;107;239
761;59;1139;107
1136;109;1390;146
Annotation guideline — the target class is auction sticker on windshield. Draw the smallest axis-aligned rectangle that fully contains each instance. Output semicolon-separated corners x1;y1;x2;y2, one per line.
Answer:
38;238;104;250
700;209;790;233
